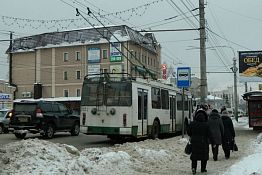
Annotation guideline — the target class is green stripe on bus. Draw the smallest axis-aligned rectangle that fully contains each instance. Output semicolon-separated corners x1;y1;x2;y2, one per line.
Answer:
160;124;170;133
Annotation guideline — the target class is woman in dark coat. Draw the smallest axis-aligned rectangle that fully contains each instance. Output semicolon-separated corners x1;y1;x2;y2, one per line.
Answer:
221;110;236;159
208;109;224;161
187;109;210;174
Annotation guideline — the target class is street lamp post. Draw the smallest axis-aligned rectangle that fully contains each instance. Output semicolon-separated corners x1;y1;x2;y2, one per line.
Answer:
208;45;238;121
231;57;238;121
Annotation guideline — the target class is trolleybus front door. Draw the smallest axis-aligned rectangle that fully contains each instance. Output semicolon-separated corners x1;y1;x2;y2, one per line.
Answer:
137;89;148;136
169;96;176;132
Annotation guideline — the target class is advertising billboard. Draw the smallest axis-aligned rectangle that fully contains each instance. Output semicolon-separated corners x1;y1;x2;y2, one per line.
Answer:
87;64;100;77
87;48;100;63
110;43;122;62
239;51;262;82
110;64;122;77
162;64;167;79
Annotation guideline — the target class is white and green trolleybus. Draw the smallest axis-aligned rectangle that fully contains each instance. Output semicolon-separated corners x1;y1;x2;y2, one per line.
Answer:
80;73;193;139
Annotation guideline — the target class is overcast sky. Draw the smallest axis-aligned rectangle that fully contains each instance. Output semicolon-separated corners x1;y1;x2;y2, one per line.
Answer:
0;0;261;95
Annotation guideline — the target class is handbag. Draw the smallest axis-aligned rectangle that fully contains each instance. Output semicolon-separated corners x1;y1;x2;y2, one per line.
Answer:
231;139;238;152
233;142;238;151
184;140;192;155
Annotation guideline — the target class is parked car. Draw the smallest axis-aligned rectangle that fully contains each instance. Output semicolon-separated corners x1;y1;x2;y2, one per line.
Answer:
0;109;12;134
9;100;80;139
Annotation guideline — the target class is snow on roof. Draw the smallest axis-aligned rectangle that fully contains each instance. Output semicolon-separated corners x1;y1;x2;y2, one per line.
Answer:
9;25;158;54
14;97;81;102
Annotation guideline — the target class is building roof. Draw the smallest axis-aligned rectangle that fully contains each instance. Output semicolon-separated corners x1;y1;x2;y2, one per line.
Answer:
8;25;159;53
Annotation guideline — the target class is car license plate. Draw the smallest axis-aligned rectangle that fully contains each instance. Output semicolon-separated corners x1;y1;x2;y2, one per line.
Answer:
19;117;28;122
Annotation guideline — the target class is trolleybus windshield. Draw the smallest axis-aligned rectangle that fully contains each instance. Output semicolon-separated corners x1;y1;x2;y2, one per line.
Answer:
81;78;132;106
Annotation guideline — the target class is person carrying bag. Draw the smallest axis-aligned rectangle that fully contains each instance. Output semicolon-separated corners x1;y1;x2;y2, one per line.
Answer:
221;110;236;159
187;109;210;174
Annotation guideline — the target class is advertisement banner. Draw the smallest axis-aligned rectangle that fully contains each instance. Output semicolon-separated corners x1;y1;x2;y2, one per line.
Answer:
110;64;122;77
87;48;100;63
110;43;122;62
239;51;262;82
87;64;100;77
162;64;167;80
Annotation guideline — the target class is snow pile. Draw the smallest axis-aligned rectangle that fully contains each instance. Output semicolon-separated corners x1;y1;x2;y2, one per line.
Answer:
223;133;262;175
0;139;88;175
0;138;172;175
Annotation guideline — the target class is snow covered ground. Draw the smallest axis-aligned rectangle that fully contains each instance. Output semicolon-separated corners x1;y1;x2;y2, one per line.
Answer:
0;117;261;175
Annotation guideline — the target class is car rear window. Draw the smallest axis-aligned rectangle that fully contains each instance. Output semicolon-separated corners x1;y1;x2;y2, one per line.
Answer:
14;103;37;112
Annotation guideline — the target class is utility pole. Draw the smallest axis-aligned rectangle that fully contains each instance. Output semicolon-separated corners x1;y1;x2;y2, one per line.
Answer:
232;58;238;121
199;0;207;104
9;31;13;85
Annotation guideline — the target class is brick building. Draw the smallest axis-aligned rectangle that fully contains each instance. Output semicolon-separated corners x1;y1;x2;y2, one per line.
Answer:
7;25;161;99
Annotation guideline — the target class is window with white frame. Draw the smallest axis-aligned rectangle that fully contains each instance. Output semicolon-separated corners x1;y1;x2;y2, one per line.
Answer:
76;88;81;97
64;71;68;80
76;51;81;61
63;52;69;62
76;70;81;80
64;89;69;97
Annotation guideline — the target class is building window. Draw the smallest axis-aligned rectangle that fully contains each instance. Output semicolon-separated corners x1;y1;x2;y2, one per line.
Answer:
102;49;108;59
63;52;68;62
76;70;81;80
64;89;69;97
76;51;81;61
76;88;81;97
64;71;68;80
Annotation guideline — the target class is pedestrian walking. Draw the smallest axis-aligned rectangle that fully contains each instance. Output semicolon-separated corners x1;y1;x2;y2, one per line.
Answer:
208;109;224;161
221;110;236;159
187;109;210;174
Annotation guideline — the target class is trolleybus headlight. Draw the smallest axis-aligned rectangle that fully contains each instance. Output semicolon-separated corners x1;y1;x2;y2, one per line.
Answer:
91;108;97;115
110;108;116;115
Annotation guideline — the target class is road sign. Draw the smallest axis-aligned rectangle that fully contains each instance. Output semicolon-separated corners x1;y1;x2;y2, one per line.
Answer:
177;67;191;88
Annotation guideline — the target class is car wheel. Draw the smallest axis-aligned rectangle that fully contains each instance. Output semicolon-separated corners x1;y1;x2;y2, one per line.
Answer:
71;122;80;136
14;133;26;139
3;128;9;134
44;124;55;139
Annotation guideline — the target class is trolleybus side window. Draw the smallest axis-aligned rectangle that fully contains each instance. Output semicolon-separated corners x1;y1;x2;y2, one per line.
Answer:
177;93;183;110
177;93;189;111
161;89;169;109
151;87;161;109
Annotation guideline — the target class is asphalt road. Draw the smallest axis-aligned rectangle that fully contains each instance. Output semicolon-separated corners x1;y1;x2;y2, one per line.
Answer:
0;132;114;150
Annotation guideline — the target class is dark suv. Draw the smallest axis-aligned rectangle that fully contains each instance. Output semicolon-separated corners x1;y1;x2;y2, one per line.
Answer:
9;100;80;139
